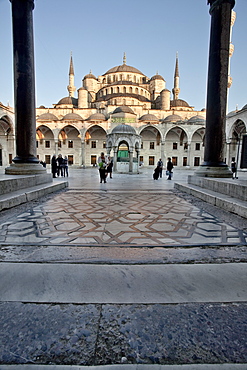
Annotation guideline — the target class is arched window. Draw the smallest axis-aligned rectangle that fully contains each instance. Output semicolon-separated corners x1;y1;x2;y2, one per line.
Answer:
135;88;138;94
111;87;114;94
117;87;120;93
130;87;133;93
123;87;126;94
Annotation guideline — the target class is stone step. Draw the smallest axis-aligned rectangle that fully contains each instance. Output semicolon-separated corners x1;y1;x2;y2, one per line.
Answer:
0;173;54;196
174;181;247;218
188;174;247;201
0;181;68;211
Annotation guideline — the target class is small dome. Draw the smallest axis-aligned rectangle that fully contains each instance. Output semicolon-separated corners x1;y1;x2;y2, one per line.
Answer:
104;64;144;75
170;99;190;108
83;73;97;80
150;74;165;81
62;113;83;120
37;113;59;121
163;114;183;123
87;113;106;121
113;106;135;115
241;104;247;111
111;124;136;134
187;115;205;123
139;114;159;122
57;96;78;106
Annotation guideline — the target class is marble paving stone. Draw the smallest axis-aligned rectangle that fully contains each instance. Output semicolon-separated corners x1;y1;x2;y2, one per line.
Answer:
0;190;247;246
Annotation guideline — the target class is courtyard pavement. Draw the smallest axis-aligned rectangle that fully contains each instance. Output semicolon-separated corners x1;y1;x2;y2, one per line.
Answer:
0;167;247;368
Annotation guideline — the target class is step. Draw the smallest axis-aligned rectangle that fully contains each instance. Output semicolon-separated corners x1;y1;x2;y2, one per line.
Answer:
174;181;247;219
0;181;68;211
0;173;54;195
188;175;247;201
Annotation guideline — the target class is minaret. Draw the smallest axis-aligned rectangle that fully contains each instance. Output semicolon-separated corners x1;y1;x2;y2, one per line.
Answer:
172;53;180;100
67;53;76;97
123;52;126;65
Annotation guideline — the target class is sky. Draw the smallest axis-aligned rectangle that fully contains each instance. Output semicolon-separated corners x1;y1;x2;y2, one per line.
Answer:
0;0;246;113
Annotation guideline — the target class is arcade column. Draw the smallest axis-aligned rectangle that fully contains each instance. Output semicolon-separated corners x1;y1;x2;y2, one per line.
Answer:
6;0;45;175
195;0;235;177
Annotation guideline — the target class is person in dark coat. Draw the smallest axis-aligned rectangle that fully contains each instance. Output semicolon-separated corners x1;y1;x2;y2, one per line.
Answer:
157;158;163;178
166;157;174;180
153;166;160;180
51;155;57;178
57;154;64;177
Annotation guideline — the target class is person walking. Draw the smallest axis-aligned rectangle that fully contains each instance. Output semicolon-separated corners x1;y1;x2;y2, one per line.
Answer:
166;157;173;180
231;158;237;179
157;158;163;178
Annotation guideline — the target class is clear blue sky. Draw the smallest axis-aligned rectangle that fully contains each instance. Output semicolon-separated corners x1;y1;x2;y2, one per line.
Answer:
0;0;246;113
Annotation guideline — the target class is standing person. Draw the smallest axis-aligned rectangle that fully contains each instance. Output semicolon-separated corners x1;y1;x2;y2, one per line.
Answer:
231;158;237;179
62;156;69;177
166;157;174;180
57;154;64;177
106;156;113;179
98;159;107;183
157;158;163;178
51;155;57;178
98;152;106;165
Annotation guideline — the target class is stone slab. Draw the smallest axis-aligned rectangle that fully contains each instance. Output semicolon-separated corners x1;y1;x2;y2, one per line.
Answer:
0;262;246;304
1;364;247;369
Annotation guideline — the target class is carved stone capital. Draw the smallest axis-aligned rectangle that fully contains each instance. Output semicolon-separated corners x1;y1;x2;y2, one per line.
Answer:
208;0;235;14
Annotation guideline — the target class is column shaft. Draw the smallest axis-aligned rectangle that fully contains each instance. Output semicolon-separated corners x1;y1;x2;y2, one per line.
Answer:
203;0;235;167
11;0;38;164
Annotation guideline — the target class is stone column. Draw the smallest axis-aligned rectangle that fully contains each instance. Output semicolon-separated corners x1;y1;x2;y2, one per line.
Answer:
113;147;118;172
81;141;85;167
195;0;235;177
161;141;165;164
129;150;133;173
6;0;45;175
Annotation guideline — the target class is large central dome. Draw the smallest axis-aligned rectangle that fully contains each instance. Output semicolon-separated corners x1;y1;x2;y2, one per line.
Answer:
104;64;144;76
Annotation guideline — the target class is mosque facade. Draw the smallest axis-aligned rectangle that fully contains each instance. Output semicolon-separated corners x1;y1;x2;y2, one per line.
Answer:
34;54;208;172
1;53;246;172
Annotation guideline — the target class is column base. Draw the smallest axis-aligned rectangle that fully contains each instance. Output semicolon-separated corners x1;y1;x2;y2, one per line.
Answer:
5;162;47;175
194;165;233;178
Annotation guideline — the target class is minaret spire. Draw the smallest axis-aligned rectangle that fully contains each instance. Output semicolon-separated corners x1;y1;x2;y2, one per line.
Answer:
67;52;76;97
123;52;126;65
172;52;180;100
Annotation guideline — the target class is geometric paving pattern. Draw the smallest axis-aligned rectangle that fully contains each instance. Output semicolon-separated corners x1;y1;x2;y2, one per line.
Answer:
0;190;247;246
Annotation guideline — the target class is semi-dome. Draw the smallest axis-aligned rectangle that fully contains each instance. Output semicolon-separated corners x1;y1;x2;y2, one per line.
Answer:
187;115;205;123
163;114;183;123
62;113;83;120
139;114;159;122
111;124;136;134
150;74;165;81
37;113;59;120
170;99;190;108
104;64;144;76
57;96;78;106
87;113;106;121
112;106;135;115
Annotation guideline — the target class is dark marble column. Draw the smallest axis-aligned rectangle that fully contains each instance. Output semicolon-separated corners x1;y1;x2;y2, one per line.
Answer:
6;0;45;174
196;0;235;177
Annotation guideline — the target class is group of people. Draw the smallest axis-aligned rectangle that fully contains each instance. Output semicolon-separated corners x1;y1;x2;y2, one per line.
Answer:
98;152;113;183
153;157;173;180
51;154;69;178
